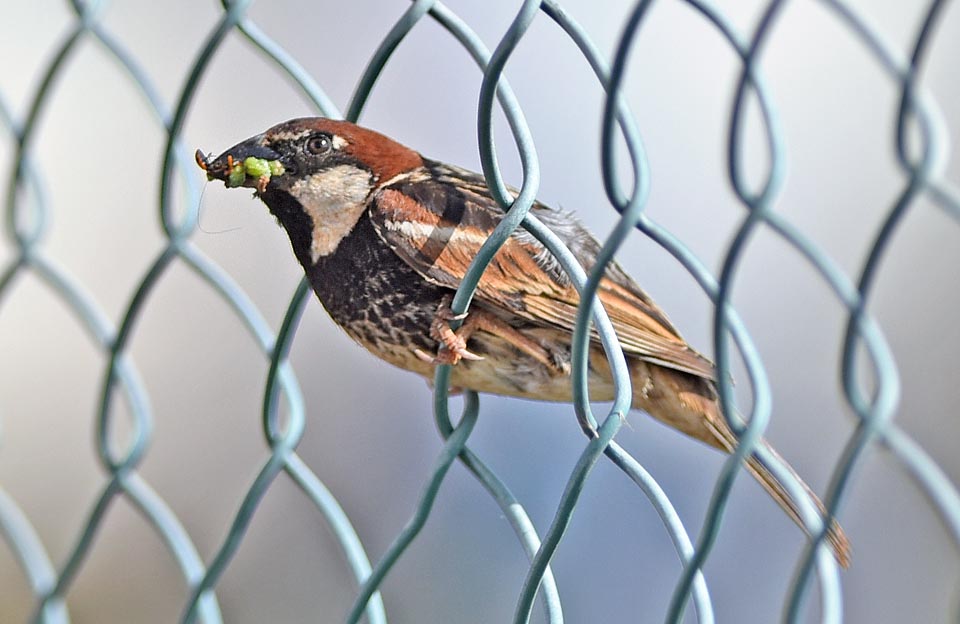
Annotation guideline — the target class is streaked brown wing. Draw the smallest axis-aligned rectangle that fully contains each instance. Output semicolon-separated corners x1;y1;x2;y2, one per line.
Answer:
368;162;715;380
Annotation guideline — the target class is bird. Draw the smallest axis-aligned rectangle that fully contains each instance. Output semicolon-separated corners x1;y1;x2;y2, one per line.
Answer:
196;117;850;566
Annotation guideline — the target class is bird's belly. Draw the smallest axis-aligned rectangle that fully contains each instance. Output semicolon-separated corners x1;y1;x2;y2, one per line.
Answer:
330;297;622;406
449;333;619;403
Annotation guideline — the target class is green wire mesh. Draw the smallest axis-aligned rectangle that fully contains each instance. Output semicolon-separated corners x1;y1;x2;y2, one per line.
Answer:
1;1;958;622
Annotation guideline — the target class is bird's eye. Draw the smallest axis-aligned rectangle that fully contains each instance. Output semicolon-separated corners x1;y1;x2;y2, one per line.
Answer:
305;134;332;155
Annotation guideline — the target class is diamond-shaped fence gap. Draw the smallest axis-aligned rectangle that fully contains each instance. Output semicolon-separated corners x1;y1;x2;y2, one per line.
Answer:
470;395;575;464
615;407;726;512
544;449;699;622
712;481;817;579
189;36;320;137
147;439;263;556
774;162;902;283
416;513;544;624
0;7;73;109
123;257;269;390
287;333;440;479
703;483;809;580
24;103;167;323
441;405;576;541
192;472;354;623
752;8;916;266
482;14;599;142
771;2;895;82
191;197;305;318
245;3;399;109
285;339;440;517
363;466;531;622
727;224;857;407
96;3;219;101
0;274;108;458
616;2;749;126
123;274;268;496
348;26;488;165
847;453;959;622
63;493;197;623
866;208;960;437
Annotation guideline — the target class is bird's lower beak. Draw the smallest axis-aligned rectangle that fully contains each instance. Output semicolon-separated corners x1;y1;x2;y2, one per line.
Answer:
195;135;283;191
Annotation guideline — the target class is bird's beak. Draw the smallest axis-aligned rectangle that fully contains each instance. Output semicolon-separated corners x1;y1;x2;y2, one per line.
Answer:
195;134;283;191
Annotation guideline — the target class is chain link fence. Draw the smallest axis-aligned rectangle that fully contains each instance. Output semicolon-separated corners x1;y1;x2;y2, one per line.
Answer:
1;1;958;622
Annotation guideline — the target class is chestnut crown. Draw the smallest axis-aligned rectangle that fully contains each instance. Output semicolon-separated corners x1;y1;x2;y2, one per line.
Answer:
196;117;424;193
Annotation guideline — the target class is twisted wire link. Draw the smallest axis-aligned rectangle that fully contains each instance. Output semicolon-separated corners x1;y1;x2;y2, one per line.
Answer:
1;1;957;623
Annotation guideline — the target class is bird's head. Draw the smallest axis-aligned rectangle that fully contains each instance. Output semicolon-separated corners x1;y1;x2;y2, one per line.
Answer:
197;117;423;263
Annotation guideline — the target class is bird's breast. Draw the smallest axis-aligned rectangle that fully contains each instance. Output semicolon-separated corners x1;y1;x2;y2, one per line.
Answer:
306;214;443;357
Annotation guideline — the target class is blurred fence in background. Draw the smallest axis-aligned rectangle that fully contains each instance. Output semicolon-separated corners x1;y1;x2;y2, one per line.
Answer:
1;1;958;622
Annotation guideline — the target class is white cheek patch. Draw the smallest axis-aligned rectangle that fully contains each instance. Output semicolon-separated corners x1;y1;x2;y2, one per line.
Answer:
289;165;373;263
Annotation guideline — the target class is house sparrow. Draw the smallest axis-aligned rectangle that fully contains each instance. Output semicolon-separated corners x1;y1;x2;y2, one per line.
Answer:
196;117;850;566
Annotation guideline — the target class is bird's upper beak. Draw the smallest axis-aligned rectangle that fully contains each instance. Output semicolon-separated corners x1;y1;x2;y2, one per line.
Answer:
195;134;283;190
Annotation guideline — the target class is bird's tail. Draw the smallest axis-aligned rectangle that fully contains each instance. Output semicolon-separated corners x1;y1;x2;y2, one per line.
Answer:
630;360;851;568
743;439;851;568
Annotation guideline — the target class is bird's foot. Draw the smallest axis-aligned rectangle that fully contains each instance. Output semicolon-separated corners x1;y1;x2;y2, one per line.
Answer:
414;296;483;366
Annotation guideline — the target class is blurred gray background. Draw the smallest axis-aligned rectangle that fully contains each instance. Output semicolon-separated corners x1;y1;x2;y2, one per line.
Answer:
1;1;958;622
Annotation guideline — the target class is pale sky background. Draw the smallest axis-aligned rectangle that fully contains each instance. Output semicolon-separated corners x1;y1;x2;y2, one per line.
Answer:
1;1;958;623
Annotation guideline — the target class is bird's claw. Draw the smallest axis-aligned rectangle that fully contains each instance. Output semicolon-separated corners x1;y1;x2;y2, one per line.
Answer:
413;339;483;367
415;296;484;366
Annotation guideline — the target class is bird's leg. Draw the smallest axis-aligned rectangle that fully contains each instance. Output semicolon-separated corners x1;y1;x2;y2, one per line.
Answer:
415;296;566;374
414;295;484;366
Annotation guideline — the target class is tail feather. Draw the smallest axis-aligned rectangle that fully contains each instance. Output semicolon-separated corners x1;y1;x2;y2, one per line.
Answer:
699;411;852;569
745;444;851;568
632;361;851;567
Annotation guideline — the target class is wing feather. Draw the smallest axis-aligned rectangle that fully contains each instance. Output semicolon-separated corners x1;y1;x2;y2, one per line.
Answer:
369;162;715;380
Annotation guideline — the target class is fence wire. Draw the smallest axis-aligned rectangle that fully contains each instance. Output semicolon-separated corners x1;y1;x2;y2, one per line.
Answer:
1;1;958;623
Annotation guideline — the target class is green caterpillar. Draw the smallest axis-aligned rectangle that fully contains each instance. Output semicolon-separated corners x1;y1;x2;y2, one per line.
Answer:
226;157;285;189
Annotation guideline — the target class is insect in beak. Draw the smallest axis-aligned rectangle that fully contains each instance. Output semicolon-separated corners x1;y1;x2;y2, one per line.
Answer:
195;147;284;193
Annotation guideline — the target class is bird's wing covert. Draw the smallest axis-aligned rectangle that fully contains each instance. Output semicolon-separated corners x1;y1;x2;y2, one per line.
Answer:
368;162;715;380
